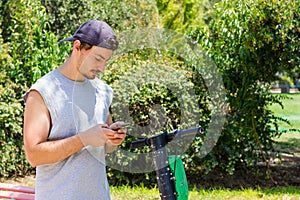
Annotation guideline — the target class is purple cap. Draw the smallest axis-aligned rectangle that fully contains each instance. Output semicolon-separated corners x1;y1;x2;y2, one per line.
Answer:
60;20;118;50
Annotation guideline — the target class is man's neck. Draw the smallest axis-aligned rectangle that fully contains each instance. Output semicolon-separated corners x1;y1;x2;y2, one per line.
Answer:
58;58;85;82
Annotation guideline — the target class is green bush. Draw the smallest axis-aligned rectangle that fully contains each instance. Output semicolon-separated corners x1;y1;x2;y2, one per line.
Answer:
187;0;299;174
102;46;213;185
100;23;228;185
0;32;27;177
155;0;214;32
0;0;68;177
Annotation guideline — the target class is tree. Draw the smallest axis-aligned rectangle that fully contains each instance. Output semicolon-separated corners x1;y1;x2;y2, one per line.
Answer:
188;0;299;174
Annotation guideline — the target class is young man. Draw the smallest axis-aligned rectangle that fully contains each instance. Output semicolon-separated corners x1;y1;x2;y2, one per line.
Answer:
23;20;126;199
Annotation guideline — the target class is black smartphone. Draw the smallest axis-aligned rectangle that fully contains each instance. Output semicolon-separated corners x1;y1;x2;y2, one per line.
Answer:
110;122;131;131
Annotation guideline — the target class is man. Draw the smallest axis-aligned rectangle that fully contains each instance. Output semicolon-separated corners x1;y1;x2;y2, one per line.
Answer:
23;20;126;199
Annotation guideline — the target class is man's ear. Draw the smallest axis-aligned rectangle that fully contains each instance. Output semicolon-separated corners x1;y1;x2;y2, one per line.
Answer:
73;40;81;52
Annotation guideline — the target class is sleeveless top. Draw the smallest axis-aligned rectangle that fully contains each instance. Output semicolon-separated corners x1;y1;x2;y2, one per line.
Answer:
24;69;113;200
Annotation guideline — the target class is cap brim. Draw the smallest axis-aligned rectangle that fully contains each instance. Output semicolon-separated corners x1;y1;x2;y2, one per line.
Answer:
59;36;76;43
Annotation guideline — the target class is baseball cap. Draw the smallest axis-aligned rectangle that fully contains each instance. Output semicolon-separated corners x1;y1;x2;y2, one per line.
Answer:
60;20;118;50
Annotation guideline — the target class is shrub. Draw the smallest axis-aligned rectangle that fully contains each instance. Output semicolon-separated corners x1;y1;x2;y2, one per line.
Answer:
0;0;68;177
101;30;219;185
187;0;299;174
0;32;28;177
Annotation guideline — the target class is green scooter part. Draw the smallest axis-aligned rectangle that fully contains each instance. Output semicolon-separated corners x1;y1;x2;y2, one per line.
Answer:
168;155;189;200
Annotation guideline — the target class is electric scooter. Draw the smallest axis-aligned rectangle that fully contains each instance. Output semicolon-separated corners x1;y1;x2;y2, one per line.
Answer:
131;126;204;200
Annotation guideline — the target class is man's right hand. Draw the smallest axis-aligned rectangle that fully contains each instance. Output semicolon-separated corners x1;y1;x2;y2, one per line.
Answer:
78;124;116;147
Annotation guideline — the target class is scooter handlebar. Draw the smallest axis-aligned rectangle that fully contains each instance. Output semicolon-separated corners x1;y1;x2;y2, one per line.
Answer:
130;126;204;149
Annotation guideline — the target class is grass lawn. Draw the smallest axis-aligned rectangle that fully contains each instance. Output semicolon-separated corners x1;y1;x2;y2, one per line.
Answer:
269;93;300;130
2;177;300;200
269;93;300;156
110;185;300;200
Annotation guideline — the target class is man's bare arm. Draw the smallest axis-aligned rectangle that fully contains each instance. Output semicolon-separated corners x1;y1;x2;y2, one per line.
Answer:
23;90;84;167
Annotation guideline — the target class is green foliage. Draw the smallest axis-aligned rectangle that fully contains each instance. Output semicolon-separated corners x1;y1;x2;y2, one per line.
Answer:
155;0;214;32
4;0;66;88
106;52;203;131
0;29;28;177
194;0;299;82
0;0;69;177
188;0;299;174
41;0;159;38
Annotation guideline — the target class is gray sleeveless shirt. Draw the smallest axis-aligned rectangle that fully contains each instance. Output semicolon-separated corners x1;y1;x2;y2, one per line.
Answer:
24;69;113;200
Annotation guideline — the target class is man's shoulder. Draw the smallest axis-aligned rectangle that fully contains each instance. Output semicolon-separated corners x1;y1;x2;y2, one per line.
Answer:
30;70;62;93
24;70;57;103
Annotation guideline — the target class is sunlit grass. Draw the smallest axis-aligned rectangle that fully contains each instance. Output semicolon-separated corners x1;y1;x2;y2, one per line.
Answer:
3;180;299;200
110;185;160;200
269;93;300;130
196;187;300;200
269;94;300;156
110;186;300;200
